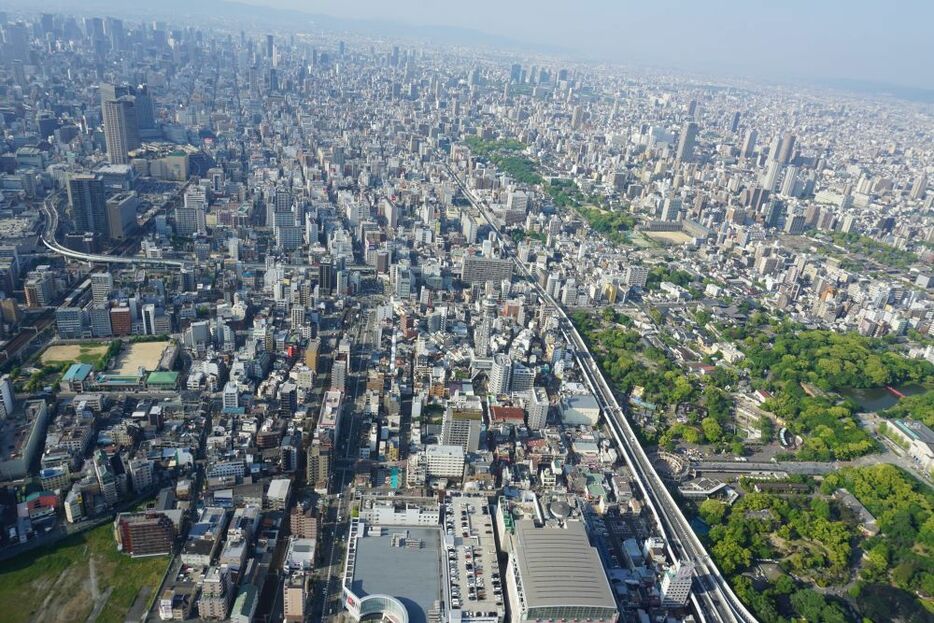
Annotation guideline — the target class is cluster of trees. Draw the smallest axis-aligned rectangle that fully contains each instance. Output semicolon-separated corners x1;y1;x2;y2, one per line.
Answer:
822;464;934;599
829;231;920;269
709;466;934;621
463;136;525;157
494;155;543;185
703;489;855;621
658;385;737;450
573;206;635;245
743;328;931;391
763;387;876;460
463;136;543;184
645;265;696;290
23;362;70;392
732;577;848;623
882;389;934;427
547;178;585;208
705;490;852;584
574;310;744;450
509;229;547;244
741;327;932;459
545;179;634;244
573;314;699;409
95;339;122;371
129;334;170;343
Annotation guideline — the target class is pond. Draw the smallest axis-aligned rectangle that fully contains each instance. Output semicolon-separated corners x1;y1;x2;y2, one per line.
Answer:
840;384;927;413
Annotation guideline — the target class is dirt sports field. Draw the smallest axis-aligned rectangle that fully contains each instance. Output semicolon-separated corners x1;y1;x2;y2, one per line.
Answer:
644;230;694;245
114;341;170;374
40;343;108;365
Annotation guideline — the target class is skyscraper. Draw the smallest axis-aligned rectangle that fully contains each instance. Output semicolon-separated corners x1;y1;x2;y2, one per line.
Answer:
762;160;784;192
741;128;758;158
730;111;741;132
102;96;140;164
778;133;796;164
101;83;155;132
67;174;108;237
675;121;698;163
134;85;156;131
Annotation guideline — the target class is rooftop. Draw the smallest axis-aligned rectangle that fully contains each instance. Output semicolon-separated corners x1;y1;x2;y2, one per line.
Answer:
349;524;443;623
513;519;616;610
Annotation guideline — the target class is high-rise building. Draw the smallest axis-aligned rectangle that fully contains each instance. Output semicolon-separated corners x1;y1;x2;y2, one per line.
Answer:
114;512;176;557
527;387;549;430
127;458;154;492
780;165;799;198
762;160;783;192
305;338;320;371
110;306;132;336
142;304;157;336
106;192;138;240
174;204;206;237
660;562;695;607
306;433;332;494
101;83;155;132
56;306;87;338
68;174;108;237
730;111;741;132
318;259;336;294
911;173;928;201
89;305;113;337
675;121;698;163
0;374;14;419
441;394;483;452
741;129;758;158
133;84;156;131
461;254;513;284
490;354;513;395
91;272;113;306
102;96;140;164
223;381;239;410
424;445;465;478
198;566;234;620
778;133;796;164
331;353;348;392
94;450;118;504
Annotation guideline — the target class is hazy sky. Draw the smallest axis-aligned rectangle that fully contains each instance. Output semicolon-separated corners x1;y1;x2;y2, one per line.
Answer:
238;0;934;89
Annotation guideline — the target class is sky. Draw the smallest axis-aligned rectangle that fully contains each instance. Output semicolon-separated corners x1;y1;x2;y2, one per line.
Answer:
235;0;934;90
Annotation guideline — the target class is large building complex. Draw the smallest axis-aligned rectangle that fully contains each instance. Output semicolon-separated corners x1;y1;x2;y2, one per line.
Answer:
505;520;618;623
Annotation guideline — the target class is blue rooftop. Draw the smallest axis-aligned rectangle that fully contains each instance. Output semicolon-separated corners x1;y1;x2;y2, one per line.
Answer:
62;363;93;382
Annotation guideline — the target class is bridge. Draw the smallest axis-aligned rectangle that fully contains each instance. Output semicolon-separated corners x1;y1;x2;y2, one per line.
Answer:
39;187;190;270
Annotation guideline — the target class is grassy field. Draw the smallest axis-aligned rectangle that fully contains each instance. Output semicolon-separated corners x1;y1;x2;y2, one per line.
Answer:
0;523;169;623
40;342;109;366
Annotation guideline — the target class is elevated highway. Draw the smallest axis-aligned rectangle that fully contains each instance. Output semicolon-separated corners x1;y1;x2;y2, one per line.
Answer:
441;158;757;623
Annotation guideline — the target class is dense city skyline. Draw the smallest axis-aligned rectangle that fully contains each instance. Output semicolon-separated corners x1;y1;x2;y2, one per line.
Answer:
0;6;931;623
9;0;934;92
234;0;934;91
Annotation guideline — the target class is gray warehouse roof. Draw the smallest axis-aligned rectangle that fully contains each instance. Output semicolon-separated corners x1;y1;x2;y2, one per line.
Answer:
514;519;616;610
